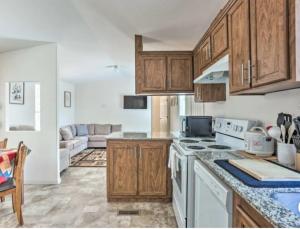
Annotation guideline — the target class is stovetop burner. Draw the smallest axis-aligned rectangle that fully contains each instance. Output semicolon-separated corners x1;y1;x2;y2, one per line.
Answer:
187;145;206;150
201;139;216;143
180;139;199;144
207;145;232;150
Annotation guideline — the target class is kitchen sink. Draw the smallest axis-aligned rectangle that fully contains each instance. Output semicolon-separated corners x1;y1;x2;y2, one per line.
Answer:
271;192;300;217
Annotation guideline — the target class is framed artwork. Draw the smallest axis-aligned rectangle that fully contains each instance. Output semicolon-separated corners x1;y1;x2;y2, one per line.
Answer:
9;82;25;105
64;91;71;108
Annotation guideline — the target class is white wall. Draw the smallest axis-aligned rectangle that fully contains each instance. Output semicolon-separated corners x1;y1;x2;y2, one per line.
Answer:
59;81;75;127
0;44;60;184
75;75;151;132
170;82;300;132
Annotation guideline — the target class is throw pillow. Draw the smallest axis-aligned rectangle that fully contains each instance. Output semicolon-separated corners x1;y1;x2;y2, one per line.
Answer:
70;125;77;137
112;124;122;132
76;124;89;136
95;124;112;135
60;127;74;141
87;124;95;135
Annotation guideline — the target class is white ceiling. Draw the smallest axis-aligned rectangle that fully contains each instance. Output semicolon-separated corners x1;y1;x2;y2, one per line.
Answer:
0;0;228;83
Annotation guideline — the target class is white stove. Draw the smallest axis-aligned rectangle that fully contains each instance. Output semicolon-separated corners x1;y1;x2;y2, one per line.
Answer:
171;118;258;228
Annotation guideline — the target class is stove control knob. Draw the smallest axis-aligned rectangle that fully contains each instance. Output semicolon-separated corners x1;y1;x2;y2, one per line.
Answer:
238;126;244;132
233;125;238;131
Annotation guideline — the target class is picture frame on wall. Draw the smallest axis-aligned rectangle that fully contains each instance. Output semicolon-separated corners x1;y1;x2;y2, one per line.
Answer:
64;91;71;108
9;82;25;105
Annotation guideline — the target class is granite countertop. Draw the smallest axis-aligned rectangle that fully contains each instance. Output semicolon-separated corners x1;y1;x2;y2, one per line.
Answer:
196;151;300;228
106;131;178;140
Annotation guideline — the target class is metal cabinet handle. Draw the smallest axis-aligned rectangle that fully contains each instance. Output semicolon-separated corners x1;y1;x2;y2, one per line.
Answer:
247;60;251;84
241;63;244;85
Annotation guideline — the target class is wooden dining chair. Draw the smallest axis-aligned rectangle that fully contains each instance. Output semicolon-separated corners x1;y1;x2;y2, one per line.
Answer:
0;142;28;225
0;138;8;202
0;138;8;149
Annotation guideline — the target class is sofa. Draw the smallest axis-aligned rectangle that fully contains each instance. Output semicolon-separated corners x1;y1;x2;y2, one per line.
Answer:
59;124;122;172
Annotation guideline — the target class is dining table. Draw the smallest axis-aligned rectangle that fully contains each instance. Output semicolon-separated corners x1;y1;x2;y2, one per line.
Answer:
0;149;17;184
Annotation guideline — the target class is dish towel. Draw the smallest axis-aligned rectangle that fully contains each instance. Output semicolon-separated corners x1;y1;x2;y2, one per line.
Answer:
168;145;177;179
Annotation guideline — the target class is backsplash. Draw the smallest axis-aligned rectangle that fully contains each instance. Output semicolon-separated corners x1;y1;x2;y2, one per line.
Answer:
170;83;300;132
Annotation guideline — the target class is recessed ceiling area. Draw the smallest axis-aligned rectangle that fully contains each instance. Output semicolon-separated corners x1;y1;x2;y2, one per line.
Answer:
0;0;228;82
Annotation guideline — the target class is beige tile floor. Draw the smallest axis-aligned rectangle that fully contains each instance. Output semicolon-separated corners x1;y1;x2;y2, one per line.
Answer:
0;167;177;228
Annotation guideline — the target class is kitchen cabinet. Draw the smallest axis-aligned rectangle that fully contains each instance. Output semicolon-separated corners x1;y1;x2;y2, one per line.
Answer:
228;0;251;93
194;84;226;103
199;37;212;69
250;0;289;87
139;55;167;92
135;35;194;94
211;16;228;60
228;0;299;94
107;139;172;201
138;142;169;196
107;142;138;196
167;55;193;91
193;47;202;78
233;193;273;228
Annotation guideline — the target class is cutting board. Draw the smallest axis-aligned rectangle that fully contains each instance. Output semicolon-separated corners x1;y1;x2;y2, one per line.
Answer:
229;159;300;181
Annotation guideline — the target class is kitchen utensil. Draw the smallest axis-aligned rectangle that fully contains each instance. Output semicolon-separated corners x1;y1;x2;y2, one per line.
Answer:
244;127;274;156
294;118;300;135
277;143;297;165
277;113;286;127
293;136;300;151
281;124;286;143
229;159;300;181
268;126;282;143
288;123;296;144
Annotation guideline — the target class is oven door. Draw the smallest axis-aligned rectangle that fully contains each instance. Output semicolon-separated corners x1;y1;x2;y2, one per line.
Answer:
172;146;188;228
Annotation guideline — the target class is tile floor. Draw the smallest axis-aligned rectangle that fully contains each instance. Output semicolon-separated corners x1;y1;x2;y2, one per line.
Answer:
0;168;177;228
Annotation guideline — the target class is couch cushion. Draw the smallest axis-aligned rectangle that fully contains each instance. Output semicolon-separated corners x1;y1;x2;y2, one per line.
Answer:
74;136;88;143
94;124;111;135
60;141;74;150
112;124;122;132
76;124;89;136
87;124;95;135
72;140;83;148
70;125;77;137
60;127;74;141
59;132;63;141
88;135;106;142
60;148;69;158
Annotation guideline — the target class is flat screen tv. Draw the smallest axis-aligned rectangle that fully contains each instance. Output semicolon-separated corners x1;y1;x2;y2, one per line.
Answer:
123;96;147;109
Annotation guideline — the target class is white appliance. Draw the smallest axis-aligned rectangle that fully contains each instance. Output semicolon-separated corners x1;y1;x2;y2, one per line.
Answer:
194;159;232;228
244;127;275;156
171;118;258;228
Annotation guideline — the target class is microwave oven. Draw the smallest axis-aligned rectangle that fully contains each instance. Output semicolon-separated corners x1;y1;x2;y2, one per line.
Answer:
180;116;213;137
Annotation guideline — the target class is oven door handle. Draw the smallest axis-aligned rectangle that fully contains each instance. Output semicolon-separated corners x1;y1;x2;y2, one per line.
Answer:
175;151;186;161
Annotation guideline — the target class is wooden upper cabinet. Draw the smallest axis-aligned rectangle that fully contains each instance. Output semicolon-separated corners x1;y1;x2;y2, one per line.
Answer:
211;16;228;60
250;0;289;87
138;141;169;196
194;84;226;103
199;37;212;69
193;48;202;78
108;142;138;196
167;55;193;91
228;0;251;93
140;55;167;92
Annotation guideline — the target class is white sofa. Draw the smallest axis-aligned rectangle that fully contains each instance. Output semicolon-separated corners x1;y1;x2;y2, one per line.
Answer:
59;124;121;172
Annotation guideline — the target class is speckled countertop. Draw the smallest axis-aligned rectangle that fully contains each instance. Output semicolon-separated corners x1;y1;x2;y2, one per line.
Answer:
106;131;177;140
196;151;300;228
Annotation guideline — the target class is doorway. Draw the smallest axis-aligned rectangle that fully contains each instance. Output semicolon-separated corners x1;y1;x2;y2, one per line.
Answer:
151;96;170;133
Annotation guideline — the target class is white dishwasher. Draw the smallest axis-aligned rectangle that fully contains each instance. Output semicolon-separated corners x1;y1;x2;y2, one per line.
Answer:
194;160;232;228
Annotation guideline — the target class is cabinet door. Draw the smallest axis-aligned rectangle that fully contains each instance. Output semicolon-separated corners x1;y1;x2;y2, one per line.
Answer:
235;206;259;228
138;141;169;196
199;37;212;69
194;48;202;78
250;0;289;87
140;55;167;92
228;0;251;93
108;142;138;196
194;84;226;103
167;55;193;91
211;16;229;59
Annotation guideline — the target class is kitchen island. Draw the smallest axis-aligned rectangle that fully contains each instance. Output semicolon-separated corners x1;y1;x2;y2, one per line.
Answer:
106;132;174;202
196;151;300;228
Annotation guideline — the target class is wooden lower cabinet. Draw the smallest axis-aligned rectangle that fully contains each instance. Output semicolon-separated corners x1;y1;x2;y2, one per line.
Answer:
194;84;226;103
107;140;172;201
233;193;273;228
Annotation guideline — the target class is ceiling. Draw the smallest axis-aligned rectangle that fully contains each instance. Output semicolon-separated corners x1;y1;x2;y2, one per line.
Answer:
0;0;228;83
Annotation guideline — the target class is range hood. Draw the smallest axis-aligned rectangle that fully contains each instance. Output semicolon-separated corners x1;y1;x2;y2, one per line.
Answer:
194;55;229;84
